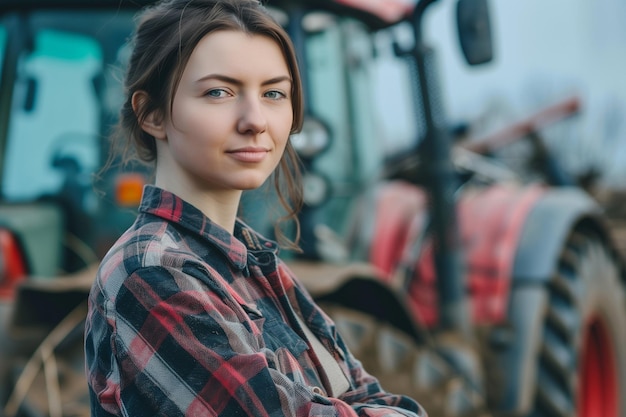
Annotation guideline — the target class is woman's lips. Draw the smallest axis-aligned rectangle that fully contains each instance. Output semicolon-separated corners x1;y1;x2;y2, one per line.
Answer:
226;147;269;163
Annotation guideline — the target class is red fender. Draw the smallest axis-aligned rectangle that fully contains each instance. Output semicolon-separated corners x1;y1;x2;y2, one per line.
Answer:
368;181;428;282
0;228;29;300
366;180;547;327
458;183;547;324
406;183;547;327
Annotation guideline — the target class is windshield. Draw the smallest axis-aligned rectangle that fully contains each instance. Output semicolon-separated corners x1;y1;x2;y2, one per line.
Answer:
295;13;418;236
306;15;417;185
0;10;135;202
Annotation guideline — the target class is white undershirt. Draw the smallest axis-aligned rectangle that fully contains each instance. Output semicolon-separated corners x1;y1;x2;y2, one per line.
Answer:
294;314;350;397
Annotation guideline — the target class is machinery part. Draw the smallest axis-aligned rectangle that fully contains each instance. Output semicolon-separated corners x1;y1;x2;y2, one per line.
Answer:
478;185;624;415
512;187;605;282
0;229;28;300
536;231;626;417
0;266;94;417
3;301;89;417
314;275;425;344
319;303;487;417
487;230;626;416
0;204;64;279
459;96;581;156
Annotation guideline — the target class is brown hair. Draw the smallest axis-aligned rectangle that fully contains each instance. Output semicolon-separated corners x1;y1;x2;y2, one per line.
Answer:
114;0;304;249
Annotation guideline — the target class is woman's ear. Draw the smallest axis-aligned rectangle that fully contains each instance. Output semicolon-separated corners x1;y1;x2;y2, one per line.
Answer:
132;90;167;140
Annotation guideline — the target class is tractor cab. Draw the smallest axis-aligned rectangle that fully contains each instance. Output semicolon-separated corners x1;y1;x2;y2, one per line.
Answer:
245;0;493;261
0;1;155;286
268;2;626;417
0;3;149;411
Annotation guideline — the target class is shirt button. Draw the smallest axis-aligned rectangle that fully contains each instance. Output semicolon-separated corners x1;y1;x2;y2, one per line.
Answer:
311;386;325;396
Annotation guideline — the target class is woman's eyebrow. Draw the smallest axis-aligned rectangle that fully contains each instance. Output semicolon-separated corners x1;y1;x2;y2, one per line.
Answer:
196;74;292;86
261;75;292;86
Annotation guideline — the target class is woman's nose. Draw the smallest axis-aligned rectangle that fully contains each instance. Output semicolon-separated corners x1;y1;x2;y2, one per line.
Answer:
237;96;267;134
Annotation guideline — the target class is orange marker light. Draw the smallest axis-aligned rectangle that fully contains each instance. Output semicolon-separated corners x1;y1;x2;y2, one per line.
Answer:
115;173;146;208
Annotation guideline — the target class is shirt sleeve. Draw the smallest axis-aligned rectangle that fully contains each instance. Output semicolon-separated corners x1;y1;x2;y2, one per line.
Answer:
338;335;426;417
289;274;427;417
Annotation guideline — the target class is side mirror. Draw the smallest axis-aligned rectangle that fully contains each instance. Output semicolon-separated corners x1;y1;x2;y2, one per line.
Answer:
456;0;494;65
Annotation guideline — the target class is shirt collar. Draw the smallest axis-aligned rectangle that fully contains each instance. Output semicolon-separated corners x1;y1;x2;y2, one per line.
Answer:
138;185;278;270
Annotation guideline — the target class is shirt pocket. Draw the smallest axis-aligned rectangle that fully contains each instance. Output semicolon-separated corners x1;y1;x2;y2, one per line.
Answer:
262;319;308;359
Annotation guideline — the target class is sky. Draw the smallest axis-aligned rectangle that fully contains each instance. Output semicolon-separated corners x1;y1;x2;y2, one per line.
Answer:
419;0;626;186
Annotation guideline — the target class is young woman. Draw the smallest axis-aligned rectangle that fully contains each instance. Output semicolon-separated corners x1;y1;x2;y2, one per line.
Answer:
85;0;426;415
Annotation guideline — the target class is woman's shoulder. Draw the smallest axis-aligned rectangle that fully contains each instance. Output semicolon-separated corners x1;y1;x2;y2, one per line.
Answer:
96;218;203;286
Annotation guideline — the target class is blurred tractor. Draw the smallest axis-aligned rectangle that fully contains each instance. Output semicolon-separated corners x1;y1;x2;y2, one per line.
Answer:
269;1;626;417
0;2;150;415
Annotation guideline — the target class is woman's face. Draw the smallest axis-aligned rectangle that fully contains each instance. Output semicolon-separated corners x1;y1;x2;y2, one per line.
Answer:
153;30;293;195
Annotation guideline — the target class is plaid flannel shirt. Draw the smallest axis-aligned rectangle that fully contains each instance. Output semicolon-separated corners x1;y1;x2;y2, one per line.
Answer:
85;185;426;417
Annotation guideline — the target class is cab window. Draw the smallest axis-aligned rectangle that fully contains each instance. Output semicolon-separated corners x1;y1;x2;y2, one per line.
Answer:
3;28;102;201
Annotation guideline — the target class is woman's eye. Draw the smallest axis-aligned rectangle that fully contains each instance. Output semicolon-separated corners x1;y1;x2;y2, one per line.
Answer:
264;90;286;100
206;89;228;98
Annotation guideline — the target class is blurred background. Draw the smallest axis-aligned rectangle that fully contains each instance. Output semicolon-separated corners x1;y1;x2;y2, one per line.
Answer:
1;1;626;416
436;0;626;186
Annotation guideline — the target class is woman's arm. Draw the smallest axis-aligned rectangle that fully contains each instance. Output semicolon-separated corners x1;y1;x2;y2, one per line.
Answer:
285;270;426;417
106;265;425;416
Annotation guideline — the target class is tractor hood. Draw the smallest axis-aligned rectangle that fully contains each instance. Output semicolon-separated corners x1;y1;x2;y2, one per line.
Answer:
0;0;416;29
269;0;415;28
0;0;154;11
333;0;415;24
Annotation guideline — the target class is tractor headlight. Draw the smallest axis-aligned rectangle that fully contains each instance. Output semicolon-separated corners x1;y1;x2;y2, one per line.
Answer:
302;171;330;207
290;116;330;159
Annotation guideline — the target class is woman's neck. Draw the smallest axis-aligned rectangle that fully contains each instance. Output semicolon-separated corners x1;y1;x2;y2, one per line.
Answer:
155;176;241;234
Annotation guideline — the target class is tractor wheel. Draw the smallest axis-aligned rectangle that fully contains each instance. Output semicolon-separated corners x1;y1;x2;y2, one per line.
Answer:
532;231;626;417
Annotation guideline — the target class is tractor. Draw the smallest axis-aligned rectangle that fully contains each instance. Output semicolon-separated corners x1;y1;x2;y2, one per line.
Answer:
0;0;624;416
267;1;626;416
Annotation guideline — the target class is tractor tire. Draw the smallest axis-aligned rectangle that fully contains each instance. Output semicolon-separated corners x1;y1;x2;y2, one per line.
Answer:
529;230;626;417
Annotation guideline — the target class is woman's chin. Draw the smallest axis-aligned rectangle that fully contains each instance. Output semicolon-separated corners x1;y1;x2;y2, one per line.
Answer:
237;178;268;191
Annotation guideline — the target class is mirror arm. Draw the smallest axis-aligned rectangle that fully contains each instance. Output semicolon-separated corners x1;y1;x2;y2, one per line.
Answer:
411;0;440;41
402;0;470;337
